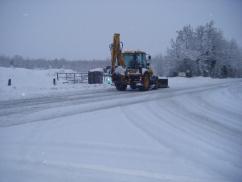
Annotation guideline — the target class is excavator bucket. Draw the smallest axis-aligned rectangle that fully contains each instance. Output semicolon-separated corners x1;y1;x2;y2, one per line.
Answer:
157;78;169;88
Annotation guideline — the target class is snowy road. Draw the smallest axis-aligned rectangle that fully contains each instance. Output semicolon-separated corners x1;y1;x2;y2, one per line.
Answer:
0;78;242;182
0;78;239;126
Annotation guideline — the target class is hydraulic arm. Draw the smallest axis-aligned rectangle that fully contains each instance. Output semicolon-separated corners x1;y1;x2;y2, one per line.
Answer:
110;33;125;73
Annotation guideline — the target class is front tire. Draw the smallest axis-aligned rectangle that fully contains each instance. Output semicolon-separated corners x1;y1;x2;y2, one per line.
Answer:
130;83;137;90
140;74;150;91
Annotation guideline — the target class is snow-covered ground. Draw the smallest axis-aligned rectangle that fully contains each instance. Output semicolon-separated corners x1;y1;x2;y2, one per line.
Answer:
0;67;111;101
0;67;242;182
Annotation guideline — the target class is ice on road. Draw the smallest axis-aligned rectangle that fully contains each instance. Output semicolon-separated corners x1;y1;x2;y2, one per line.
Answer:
0;76;242;182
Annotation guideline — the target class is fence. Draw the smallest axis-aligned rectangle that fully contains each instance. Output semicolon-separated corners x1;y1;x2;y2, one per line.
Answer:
56;72;88;83
56;72;112;84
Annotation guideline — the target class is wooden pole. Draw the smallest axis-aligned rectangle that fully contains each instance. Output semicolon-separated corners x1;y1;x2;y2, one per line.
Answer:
8;79;11;86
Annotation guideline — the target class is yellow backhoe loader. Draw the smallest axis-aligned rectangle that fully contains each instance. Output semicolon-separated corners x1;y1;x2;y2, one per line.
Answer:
110;33;168;91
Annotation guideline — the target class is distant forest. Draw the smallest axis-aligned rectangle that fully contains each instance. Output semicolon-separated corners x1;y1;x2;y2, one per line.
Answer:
0;55;109;73
1;21;242;78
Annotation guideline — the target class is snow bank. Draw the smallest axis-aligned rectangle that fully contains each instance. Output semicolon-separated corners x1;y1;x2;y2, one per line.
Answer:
89;68;104;72
0;67;239;102
0;67;111;101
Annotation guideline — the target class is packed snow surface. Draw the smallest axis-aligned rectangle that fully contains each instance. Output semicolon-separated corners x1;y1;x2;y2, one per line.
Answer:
0;67;242;182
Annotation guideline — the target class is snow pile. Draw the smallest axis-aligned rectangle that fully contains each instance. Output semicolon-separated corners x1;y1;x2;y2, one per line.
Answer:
114;66;126;75
89;68;104;72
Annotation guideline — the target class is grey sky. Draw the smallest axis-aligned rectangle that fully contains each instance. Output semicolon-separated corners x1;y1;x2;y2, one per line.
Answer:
0;0;241;60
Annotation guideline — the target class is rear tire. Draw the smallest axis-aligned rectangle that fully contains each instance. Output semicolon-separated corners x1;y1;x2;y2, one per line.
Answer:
115;83;127;91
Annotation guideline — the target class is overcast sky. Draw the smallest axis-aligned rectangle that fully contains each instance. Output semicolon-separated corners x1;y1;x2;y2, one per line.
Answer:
0;0;241;60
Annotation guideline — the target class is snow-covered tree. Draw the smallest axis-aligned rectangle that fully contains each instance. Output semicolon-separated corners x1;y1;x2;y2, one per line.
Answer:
163;21;242;78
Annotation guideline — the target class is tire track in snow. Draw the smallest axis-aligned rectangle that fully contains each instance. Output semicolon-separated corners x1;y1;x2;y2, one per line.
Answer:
0;80;240;127
180;92;242;132
0;88;128;115
1;158;220;182
0;141;165;159
151;98;242;167
120;105;224;180
158;97;242;147
120;84;242;181
202;85;242;124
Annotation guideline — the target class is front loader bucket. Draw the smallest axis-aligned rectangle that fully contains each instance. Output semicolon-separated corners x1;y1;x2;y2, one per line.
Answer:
158;78;168;88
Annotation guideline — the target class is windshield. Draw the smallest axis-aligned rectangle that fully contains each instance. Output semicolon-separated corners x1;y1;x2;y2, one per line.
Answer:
123;53;146;68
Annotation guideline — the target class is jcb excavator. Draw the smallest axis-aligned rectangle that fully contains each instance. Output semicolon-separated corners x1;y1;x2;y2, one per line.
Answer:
110;33;168;91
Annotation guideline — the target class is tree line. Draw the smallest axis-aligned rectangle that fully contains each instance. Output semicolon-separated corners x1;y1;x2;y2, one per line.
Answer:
0;55;109;72
152;21;242;78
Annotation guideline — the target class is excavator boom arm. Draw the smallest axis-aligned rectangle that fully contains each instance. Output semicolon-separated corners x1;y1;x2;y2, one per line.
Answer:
110;33;125;73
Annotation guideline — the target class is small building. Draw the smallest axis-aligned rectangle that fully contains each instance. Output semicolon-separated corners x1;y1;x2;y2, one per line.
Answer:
88;68;104;84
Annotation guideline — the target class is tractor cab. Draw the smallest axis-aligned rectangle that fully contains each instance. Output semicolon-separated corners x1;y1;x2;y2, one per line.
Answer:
123;51;150;69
